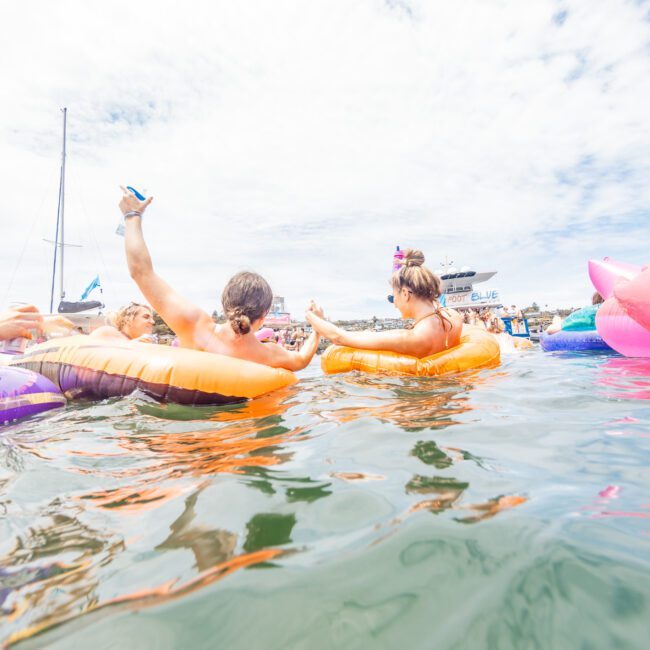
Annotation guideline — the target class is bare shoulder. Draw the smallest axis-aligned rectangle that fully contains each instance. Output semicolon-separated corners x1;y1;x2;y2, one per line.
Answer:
442;307;462;321
439;308;463;332
255;341;289;365
89;325;126;341
423;308;463;349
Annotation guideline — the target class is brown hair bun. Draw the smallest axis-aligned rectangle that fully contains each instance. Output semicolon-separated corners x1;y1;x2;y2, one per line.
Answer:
222;271;273;336
229;311;252;335
403;249;425;267
390;249;453;333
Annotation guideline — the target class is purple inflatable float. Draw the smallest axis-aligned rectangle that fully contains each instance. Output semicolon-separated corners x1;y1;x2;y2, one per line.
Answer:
0;366;65;424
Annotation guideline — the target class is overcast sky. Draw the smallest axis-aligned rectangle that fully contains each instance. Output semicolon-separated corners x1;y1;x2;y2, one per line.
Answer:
1;0;649;319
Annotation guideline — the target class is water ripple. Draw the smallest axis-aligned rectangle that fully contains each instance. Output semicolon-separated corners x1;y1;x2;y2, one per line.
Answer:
2;349;650;648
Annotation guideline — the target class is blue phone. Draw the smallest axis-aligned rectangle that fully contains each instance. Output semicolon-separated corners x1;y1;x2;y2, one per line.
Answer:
127;186;146;201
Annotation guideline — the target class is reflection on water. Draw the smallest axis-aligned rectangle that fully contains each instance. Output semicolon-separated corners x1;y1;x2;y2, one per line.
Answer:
156;485;237;571
1;511;123;639
598;357;650;400
314;373;475;430
1;354;650;648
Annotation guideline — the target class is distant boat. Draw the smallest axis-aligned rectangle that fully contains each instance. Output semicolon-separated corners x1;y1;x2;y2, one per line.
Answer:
437;265;500;310
436;263;530;338
48;108;104;316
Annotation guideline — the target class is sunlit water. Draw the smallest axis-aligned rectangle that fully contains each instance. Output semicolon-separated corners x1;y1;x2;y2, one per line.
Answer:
1;348;650;649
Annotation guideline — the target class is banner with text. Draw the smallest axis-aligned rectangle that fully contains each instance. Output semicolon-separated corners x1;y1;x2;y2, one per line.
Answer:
444;289;501;309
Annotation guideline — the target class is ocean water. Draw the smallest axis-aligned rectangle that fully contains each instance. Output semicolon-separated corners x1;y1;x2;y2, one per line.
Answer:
1;349;650;649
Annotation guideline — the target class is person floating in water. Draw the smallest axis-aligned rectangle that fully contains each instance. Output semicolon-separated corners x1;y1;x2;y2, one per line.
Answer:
91;302;156;342
546;292;604;334
305;249;462;357
117;187;320;370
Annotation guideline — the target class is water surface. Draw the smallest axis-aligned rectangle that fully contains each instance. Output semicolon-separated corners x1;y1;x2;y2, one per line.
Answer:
1;349;649;648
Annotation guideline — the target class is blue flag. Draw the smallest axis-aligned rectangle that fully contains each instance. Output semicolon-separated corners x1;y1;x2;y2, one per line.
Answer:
80;275;101;301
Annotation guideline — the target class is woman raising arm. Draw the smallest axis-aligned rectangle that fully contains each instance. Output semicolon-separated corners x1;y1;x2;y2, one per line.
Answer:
118;187;319;371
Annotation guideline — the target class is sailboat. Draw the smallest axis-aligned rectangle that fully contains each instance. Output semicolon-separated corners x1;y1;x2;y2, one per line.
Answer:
48;108;104;316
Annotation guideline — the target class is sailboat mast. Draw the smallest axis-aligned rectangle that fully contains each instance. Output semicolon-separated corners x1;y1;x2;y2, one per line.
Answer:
48;108;67;313
59;107;67;302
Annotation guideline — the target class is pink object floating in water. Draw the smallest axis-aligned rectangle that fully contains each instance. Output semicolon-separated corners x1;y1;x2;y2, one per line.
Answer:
588;258;642;300
589;257;650;357
615;265;650;332
596;297;650;357
598;485;621;499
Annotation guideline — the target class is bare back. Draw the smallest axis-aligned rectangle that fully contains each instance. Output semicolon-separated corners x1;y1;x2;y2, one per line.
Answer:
178;318;318;372
411;307;463;357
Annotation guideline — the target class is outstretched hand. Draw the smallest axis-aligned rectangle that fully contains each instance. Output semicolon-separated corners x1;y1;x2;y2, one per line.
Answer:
42;315;75;337
119;186;153;216
0;305;43;340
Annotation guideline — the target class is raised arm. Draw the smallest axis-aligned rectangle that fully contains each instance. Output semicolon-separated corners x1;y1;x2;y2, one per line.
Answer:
119;188;212;342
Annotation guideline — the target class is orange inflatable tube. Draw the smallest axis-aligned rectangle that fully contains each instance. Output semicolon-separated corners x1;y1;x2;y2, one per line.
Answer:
321;326;500;376
11;336;297;405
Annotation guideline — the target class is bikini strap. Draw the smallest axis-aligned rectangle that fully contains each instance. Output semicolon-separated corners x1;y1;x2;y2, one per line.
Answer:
413;312;437;326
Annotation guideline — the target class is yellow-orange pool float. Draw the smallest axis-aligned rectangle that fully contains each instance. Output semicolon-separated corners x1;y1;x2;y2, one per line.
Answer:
321;326;500;376
513;337;533;350
11;336;297;405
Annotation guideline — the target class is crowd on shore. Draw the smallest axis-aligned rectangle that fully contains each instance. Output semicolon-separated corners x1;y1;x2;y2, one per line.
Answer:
256;326;309;350
461;305;525;335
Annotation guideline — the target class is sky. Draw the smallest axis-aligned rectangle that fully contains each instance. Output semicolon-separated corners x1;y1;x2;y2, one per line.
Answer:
1;0;649;319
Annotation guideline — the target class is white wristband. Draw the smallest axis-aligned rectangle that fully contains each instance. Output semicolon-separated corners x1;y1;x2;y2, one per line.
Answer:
123;210;142;220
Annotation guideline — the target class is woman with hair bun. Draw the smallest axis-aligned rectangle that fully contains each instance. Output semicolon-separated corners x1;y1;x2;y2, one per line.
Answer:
306;249;463;358
118;189;320;371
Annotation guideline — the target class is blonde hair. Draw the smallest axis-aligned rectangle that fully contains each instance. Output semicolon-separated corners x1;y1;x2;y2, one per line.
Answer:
222;271;273;336
391;249;451;331
115;303;152;333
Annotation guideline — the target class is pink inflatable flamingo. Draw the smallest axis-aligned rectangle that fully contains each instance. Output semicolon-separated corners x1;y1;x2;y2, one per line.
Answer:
614;265;650;331
588;258;641;300
589;257;650;357
596;297;650;357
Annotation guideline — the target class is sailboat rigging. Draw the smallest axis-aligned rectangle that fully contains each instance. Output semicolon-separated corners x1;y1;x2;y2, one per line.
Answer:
48;108;104;315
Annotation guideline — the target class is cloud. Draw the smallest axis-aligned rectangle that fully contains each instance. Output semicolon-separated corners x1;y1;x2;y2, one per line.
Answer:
1;0;649;318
